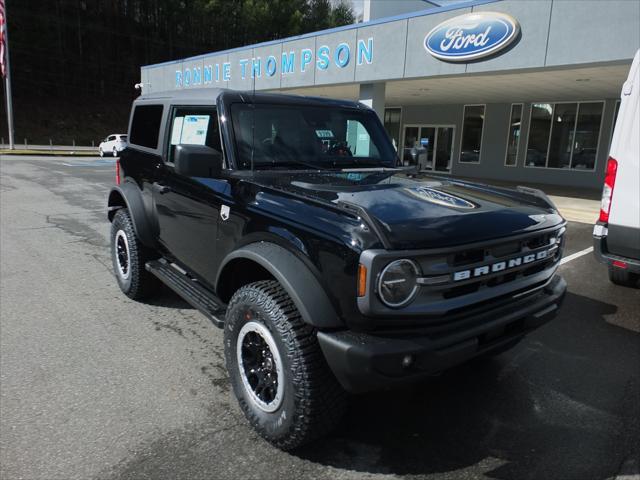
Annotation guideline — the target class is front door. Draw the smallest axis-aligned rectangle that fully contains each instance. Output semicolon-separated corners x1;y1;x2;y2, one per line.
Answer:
402;125;454;173
154;105;226;287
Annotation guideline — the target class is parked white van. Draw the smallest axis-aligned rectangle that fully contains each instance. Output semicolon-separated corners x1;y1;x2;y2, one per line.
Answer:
593;49;640;287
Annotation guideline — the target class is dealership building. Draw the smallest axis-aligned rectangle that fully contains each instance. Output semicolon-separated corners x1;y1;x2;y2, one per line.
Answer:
140;0;640;189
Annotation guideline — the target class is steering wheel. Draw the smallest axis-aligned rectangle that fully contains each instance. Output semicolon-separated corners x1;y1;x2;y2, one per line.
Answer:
327;142;352;157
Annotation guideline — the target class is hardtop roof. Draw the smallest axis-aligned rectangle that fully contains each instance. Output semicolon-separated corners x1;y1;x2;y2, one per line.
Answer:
134;88;365;110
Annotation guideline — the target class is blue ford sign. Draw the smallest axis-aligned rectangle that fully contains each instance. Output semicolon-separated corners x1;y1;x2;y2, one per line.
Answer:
424;12;519;62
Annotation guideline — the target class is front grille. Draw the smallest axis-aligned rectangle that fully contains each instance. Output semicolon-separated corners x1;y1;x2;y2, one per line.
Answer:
359;224;566;320
447;231;558;270
417;229;564;299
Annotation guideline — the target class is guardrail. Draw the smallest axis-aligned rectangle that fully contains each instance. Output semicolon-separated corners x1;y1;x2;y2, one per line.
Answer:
0;142;98;151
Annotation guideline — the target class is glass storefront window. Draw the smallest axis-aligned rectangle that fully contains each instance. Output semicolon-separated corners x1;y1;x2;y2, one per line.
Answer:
547;103;577;169
402;126;419;166
526;103;553;167
526;101;603;170
459;105;484;163
435;127;454;172
571;102;603;170
402;125;454;172
384;108;402;152
505;104;522;166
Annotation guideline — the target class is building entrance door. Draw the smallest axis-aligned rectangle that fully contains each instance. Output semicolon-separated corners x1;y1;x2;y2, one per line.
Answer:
401;125;454;173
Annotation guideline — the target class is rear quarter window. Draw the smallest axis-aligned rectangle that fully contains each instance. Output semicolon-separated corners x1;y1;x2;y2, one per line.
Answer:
129;105;164;149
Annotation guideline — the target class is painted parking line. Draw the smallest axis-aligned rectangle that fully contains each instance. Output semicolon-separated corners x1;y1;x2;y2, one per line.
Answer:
560;246;594;265
61;159;117;167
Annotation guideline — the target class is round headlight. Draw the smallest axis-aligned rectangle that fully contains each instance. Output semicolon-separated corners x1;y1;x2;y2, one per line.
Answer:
377;259;420;308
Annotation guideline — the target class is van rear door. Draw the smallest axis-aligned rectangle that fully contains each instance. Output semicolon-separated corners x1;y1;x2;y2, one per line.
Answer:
603;49;640;259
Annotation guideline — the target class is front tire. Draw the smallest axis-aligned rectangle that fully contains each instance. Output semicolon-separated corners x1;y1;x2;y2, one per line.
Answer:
113;147;118;157
608;266;639;287
224;280;346;450
99;147;104;157
110;209;158;300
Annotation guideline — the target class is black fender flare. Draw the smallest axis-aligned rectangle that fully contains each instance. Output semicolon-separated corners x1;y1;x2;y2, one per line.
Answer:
107;182;156;248
216;242;342;329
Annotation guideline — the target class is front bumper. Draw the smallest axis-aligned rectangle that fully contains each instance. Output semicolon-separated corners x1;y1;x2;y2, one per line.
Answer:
593;224;640;273
318;275;566;393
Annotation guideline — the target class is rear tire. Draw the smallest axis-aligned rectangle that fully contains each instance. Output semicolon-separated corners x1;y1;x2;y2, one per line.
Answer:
224;280;346;450
110;209;158;300
608;266;639;288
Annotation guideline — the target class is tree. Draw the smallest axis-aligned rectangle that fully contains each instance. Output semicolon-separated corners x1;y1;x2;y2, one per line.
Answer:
1;0;355;144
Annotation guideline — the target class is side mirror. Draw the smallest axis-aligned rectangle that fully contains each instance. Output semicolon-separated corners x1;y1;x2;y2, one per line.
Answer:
174;144;223;178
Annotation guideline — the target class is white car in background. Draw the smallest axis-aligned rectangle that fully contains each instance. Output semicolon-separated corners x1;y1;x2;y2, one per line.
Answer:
99;134;128;157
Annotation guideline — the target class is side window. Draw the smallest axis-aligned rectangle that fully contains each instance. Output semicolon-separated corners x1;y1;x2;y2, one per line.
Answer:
129;104;164;149
167;106;221;164
108;135;116;142
345;119;380;158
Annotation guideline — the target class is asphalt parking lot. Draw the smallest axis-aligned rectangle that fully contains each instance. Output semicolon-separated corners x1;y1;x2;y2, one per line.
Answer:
1;156;639;480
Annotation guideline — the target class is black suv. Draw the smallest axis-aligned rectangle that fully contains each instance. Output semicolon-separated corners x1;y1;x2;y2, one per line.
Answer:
108;89;567;449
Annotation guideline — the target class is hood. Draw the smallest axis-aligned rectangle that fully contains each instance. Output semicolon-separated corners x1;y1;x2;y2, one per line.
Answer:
246;170;564;249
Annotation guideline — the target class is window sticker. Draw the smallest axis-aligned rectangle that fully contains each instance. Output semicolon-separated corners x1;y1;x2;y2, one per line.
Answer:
315;129;335;139
170;116;184;145
181;115;210;145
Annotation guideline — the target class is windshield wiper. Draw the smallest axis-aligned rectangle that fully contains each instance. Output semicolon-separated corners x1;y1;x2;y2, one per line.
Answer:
254;159;330;171
329;159;391;169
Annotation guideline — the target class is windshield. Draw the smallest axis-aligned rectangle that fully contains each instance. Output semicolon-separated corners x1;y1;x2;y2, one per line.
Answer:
231;103;397;170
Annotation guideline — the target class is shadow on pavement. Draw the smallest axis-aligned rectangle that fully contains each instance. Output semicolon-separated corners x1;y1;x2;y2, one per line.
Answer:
140;283;195;310
296;292;640;480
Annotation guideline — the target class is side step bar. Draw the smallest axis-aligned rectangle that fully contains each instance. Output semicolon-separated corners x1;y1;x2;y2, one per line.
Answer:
146;259;226;328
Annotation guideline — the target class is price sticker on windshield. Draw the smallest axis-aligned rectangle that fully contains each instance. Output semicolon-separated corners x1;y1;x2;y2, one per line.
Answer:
315;129;335;139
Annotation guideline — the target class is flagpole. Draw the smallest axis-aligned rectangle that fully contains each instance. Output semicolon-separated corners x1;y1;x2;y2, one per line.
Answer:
2;0;14;150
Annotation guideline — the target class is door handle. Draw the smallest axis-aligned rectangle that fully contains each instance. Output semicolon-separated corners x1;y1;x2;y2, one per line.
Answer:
152;182;171;194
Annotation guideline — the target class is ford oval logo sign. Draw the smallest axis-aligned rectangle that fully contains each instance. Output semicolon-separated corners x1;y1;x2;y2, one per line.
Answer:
424;12;520;62
408;187;476;209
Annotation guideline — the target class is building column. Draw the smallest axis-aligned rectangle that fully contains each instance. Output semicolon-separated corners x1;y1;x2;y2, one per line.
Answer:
359;83;386;121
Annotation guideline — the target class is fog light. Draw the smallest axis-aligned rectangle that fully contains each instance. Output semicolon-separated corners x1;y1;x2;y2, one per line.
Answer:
402;355;413;368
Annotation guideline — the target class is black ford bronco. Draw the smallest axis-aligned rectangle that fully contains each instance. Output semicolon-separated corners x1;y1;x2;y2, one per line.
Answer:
108;89;567;449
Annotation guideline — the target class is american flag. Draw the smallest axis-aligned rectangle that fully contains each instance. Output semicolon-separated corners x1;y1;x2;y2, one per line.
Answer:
0;0;6;78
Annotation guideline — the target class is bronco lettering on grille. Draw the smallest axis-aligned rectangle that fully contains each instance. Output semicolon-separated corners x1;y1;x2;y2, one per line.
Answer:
452;248;553;282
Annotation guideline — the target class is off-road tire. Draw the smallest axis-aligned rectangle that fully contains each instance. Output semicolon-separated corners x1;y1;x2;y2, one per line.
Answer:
608;266;639;288
224;280;347;450
110;208;158;300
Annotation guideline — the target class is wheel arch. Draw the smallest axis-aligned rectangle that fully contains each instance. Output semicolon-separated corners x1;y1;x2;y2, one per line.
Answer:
107;182;156;248
216;242;343;329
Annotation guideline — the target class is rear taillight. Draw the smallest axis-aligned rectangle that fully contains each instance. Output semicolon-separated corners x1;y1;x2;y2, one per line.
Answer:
115;158;121;185
599;157;618;223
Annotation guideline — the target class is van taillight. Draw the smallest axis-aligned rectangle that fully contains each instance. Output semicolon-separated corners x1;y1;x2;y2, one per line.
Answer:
599;157;618;223
115;159;121;185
